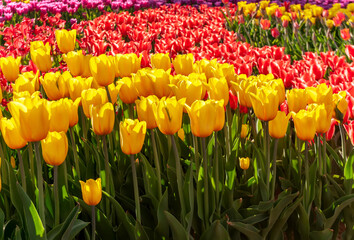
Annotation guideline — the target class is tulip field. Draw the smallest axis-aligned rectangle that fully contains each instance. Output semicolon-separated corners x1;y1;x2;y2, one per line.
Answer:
1;0;354;239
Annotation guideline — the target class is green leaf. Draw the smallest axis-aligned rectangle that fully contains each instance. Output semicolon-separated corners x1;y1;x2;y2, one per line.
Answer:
0;208;4;239
325;195;354;229
297;204;310;239
228;222;262;240
139;153;159;207
200;220;230;240
309;229;333;240
164;211;189;240
344;151;354;192
155;190;169;239
47;219;89;240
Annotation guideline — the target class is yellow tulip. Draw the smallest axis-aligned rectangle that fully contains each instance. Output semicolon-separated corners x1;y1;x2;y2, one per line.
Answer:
249;87;279;121
30;41;52;72
241;124;248;139
63;50;84;77
47;99;69;132
41;131;68;166
114;53;141;78
269;111;290;139
0;56;21;82
148;69;173;98
287;89;308;113
40;71;70;100
89;102;115;136
8;96;49;142
107;83;119;104
178;128;185;141
68;76;93;101
268;79;285;104
153;97;186;135
81;88;108;118
206;77;229;106
64;98;81;128
306;83;333;106
135;95;159;129
1;117;27;149
151;53;171;71
214;100;226;132
80;178;102;206
214;63;236;87
308;104;333;134
239;157;250;170
89;54;115;87
172;54;194;76
12;75;37;95
193;58;218;80
119;119;147;155
82;54;93;77
55;29;76;53
132;69;154;97
185;99;225;137
292;109;316;141
117;77;139;104
230;79;257;108
169;79;204;108
333;91;348;120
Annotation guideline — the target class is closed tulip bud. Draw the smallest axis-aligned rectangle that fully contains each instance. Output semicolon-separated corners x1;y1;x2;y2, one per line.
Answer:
64;98;81;127
178;128;185;141
90;102;115;136
271;28;280;38
172;54;194;76
89;54;115;87
117;77;139;104
151;53;171;70
340;29;350;41
1;117;27;149
292;109;316;141
333;91;348;121
48;99;70;132
185;99;225;137
239;157;250;170
30;41;52;72
8;96;49;142
41;131;68;166
136;95;159;129
250;87;279;121
81;88;108;118
169;79;204;109
153;97;186;135
107;83;119;104
206;77;229;106
68;76;93;101
287;89;308;113
260;19;271;30
120;119;147;155
269;111;290;138
148;69;173;98
241;124;248;139
41;71;69;100
132;69;155;97
55;29;76;53
63;50;84;77
80;178;102;206
11;156;16;168
0;56;21;82
115;53;141;78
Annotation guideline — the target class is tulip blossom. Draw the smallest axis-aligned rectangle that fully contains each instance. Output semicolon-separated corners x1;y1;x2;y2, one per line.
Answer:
80;178;102;206
119;119;147;155
41;131;68;166
0;56;21;82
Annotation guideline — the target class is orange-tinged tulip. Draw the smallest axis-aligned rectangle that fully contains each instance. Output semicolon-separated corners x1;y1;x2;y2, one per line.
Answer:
287;89;308;113
89;54;115;87
0;56;21;82
114;53;141;78
239;157;250;170
206;77;229;106
11;156;16;168
185;99;225;137
63;50;84;77
120;119;147;155
55;29;76;53
89;102;115;135
292;109;316;141
81;88;108;118
178;128;185;141
117;77;139;104
153;97;186;135
340;29;350;41
249;87;279;121
135;95;159;129
30;41;52;72
68;76;93;101
132;69;154;97
41;131;68;166
269;111;290;138
47;99;69;132
1;117;27;149
241;124;248;139
80;178;102;206
172;54;194;76
8;96;49;142
151;53;171;70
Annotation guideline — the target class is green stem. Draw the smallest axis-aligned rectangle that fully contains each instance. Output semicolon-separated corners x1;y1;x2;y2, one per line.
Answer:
193;135;199;174
304;141;309;215
17;149;26;193
34;142;46;228
102;136;111;194
105;85;112;103
201;137;209;227
248;109;257;142
69;127;80;179
264;121;271;200
271;139;278;200
91;205;96;240
128;104;134;119
130;154;141;223
170;135;186;226
29;143;36;185
322;133;327;175
54;165;59;226
339;124;347;163
317;135;322;209
151;129;162;200
214;132;220;215
297;137;302;190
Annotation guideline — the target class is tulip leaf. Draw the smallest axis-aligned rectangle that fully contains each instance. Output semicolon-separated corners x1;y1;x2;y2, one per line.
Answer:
0;208;4;239
296;204;310;240
324;195;354;229
139;153;159;206
164;211;189;240
344;151;354;192
155;190;169;239
227;221;263;240
200;220;230;240
309;229;333;240
47;220;89;240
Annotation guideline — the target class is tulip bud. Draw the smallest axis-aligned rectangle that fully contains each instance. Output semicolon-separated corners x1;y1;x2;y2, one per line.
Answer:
41;131;68;166
117;77;139;104
239;157;250;170
151;53;171;71
89;54;115;87
30;41;52;72
249;86;279;121
340;29;350;41
271;28;280;38
136;95;159;129
292;109;316;141
41;71;70;100
260;19;271;30
80;178;102;206
0;56;21;82
1;117;27;149
65;98;81;128
333;91;348;121
120;119;147;155
63;50;84;77
172;54;194;76
55;29;76;53
89;102;115;136
241;124;248;139
269;111;290;138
